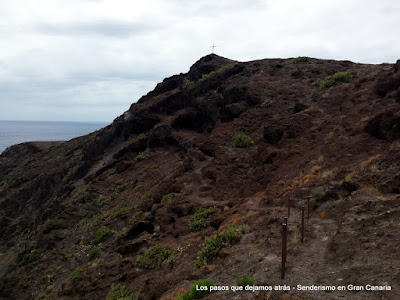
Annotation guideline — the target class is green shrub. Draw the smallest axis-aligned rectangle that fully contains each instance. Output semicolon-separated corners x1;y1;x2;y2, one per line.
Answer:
135;245;172;269
88;248;97;261
134;185;142;192
161;192;178;204
311;186;324;197
24;249;39;263
236;275;254;287
111;206;132;218
103;168;116;176
312;71;357;88
188;207;218;232
69;267;82;281
144;192;152;199
195;225;241;268
134;148;151;161
93;227;112;245
232;133;254;148
189;279;214;299
116;184;128;193
130;211;149;224
176;292;191;300
182;80;195;90
106;283;139;300
292;56;310;63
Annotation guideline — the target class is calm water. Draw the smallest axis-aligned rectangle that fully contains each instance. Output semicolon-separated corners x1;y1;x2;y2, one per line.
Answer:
0;120;109;154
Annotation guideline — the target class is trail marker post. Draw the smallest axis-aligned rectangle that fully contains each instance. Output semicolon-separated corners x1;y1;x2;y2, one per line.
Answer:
281;223;287;279
301;206;305;243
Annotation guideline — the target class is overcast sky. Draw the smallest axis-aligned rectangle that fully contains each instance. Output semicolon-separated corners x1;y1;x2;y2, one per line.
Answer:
1;0;399;123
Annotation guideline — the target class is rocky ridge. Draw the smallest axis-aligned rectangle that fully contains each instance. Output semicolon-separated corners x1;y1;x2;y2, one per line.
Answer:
0;54;400;299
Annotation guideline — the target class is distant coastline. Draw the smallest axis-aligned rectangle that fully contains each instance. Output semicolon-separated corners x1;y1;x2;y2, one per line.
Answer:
0;120;108;154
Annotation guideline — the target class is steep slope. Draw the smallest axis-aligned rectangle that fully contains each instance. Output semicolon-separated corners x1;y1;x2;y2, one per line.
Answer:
0;54;400;300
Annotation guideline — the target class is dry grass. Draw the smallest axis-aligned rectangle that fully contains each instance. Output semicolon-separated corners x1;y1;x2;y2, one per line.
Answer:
345;170;358;181
254;190;266;197
160;287;189;300
361;155;378;169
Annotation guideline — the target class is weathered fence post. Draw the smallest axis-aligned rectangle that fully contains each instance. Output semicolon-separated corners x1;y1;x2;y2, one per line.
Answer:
281;223;287;279
301;206;305;243
287;196;291;218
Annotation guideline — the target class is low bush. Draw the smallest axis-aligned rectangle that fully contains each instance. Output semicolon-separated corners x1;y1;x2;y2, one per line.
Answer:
188;206;218;231
135;245;172;269
312;71;357;88
232;133;254;148
93;227;112;245
161;192;178;204
24;249;39;263
177;279;215;300
311;186;324;197
69;267;82;281
116;184;128;193
195;225;241;268
236;275;254;287
106;283;139;300
130;211;149;224
134;148;151;161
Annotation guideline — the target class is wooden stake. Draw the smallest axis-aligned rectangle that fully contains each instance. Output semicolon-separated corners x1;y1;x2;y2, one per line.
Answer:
281;223;287;279
301;206;305;243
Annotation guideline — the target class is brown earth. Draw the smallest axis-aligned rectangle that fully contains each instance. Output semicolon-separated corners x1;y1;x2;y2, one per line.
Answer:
0;54;400;300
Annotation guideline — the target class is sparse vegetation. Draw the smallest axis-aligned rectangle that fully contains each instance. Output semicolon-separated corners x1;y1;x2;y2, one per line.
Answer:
24;249;39;263
322;170;333;179
232;133;254;148
69;267;82;281
188;206;218;231
116;184;128;193
236;275;254;287
103;168;116;176
177;279;215;300
199;64;235;82
312;71;357;88
161;192;178;204
135;245;173;269
88;248;97;261
182;80;195;90
260;98;273;108
106;283;139;300
292;56;310;63
93;227;112;245
130;211;149;224
134;148;151;161
144;192;152;199
311;186;324;197
195;225;241;268
111;206;132;218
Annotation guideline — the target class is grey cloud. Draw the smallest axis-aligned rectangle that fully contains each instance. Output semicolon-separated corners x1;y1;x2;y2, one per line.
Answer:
36;20;157;37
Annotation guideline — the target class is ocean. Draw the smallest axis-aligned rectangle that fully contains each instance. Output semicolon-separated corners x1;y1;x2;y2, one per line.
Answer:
0;120;109;154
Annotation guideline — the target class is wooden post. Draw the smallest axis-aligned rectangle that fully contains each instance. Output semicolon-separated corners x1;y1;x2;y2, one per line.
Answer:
301;206;305;243
281;223;287;279
287;196;291;218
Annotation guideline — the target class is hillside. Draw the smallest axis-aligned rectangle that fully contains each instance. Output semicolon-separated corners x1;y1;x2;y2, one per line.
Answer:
0;54;400;300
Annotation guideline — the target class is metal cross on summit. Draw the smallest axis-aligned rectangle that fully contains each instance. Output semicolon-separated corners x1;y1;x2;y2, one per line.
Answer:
211;43;217;54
